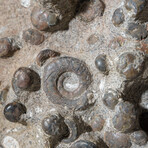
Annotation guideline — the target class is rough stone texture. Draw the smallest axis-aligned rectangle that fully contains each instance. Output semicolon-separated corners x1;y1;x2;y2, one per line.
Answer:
0;0;148;148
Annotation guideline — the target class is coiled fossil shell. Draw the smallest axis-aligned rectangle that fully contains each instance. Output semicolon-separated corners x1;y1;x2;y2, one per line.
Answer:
43;57;92;109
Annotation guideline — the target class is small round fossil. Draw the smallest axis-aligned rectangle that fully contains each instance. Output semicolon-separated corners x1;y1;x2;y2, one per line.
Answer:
90;116;105;131
112;8;125;27
104;131;132;148
31;7;57;31
95;54;108;74
117;52;144;80
42;115;69;139
12;67;41;96
112;101;137;132
79;0;104;22
127;23;147;40
23;28;45;45
130;130;148;146
36;49;60;66
4;102;26;122
139;112;148;133
102;89;118;110
70;140;97;148
125;0;146;15
0;38;12;57
43;57;92;109
14;68;33;90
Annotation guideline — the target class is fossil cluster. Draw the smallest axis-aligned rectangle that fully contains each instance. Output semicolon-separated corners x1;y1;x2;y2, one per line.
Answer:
0;0;148;148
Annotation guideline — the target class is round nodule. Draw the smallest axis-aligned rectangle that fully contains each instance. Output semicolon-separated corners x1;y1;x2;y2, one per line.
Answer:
0;38;12;57
23;29;45;45
4;102;26;122
112;8;125;27
15;68;32;90
102;89;118;110
42;115;68;138
95;54;108;74
117;52;144;80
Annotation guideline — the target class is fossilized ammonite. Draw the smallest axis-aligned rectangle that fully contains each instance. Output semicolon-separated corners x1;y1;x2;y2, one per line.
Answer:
43;57;92;109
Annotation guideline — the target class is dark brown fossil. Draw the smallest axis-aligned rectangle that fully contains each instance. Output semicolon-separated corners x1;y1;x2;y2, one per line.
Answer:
0;38;13;57
31;6;57;31
112;101;137;132
43;57;92;109
23;28;45;45
102;89;118;110
12;67;41;96
70;140;97;148
130;130;148;146
4;102;27;123
33;0;78;32
116;52;144;80
79;0;104;22
42;114;69;139
112;8;125;27
36;49;60;66
104;131;132;148
0;37;20;58
95;54;108;74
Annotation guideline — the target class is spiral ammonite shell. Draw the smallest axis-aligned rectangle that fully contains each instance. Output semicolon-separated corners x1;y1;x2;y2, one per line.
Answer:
43;57;92;109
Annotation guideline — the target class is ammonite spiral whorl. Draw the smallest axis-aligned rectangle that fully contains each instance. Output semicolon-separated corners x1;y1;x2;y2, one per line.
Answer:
43;57;92;109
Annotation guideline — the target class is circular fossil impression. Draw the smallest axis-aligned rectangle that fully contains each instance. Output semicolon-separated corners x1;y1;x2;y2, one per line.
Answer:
43;57;92;109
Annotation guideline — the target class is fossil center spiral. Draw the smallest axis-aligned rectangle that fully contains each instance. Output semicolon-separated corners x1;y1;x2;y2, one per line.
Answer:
59;72;80;93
